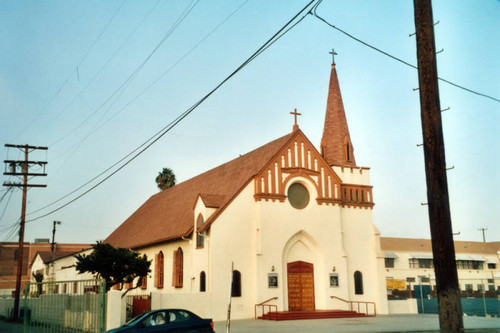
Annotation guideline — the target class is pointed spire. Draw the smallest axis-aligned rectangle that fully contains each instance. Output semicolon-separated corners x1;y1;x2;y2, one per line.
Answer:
320;57;356;167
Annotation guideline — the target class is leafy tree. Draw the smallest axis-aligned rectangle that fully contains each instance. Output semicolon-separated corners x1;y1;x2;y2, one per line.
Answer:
155;167;176;191
75;242;151;295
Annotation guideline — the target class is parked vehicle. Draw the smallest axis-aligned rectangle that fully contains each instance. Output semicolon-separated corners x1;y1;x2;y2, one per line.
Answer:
105;309;215;333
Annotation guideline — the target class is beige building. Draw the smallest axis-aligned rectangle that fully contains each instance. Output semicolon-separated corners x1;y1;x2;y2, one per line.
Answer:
381;237;500;297
104;61;389;321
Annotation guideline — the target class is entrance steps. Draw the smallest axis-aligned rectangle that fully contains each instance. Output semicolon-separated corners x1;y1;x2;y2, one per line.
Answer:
258;309;371;321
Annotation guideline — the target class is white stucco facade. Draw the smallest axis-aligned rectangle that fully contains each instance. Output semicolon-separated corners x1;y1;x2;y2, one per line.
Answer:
125;133;389;321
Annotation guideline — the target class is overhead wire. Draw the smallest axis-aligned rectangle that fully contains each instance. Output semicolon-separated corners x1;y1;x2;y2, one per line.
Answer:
0;187;15;221
79;0;251;142
0;221;20;248
44;0;161;150
15;0;128;142
311;0;500;103
26;0;318;222
32;0;249;204
48;0;200;148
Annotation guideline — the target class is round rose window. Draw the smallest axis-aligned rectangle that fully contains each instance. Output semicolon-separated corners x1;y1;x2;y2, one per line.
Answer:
287;183;309;209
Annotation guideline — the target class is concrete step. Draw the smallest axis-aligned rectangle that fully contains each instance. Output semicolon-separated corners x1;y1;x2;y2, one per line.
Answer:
259;310;372;321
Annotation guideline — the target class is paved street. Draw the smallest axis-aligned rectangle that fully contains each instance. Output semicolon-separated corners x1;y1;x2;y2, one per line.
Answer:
2;314;500;332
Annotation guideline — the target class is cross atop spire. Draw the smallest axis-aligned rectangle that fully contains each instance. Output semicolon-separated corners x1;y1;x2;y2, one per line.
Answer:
290;108;301;131
329;48;338;64
320;59;356;167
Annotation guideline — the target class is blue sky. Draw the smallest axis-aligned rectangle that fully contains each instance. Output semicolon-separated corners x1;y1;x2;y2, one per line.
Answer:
1;0;498;245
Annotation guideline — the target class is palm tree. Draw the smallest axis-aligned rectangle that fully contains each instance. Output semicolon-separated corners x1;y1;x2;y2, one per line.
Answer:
155;168;176;191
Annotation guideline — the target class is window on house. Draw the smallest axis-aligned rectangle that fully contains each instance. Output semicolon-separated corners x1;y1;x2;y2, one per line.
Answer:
14;250;18;261
231;270;241;297
196;215;205;248
385;258;395;268
141;255;148;289
406;277;416;283
73;282;78;294
488;285;495;292
155;251;164;289
477;284;484;293
488;263;497;269
354;271;363;295
457;260;483;270
173;248;183;288
63;283;67;294
419;259;433;269
465;284;473;292
200;271;206;292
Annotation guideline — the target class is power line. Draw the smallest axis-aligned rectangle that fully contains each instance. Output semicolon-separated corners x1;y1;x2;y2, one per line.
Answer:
81;0;251;141
15;0;128;142
41;0;161;148
37;0;249;195
26;0;318;222
0;187;15;221
48;0;200;148
311;0;500;103
0;222;20;248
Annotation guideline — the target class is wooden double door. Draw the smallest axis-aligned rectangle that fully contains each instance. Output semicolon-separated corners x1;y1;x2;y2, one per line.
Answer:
287;261;315;311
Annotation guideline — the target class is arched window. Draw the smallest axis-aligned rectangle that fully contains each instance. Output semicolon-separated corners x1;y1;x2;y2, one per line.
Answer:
155;252;164;288
231;270;241;297
173;248;183;288
354;271;363;295
196;215;205;248
141;255;148;289
200;271;206;292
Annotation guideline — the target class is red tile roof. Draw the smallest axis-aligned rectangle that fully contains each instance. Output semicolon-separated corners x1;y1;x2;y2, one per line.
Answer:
198;194;226;208
105;132;295;249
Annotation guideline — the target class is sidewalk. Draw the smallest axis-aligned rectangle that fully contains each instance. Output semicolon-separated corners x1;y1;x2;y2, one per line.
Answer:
214;314;500;332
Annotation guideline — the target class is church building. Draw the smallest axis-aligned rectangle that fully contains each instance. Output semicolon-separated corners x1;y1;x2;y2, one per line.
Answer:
105;60;389;320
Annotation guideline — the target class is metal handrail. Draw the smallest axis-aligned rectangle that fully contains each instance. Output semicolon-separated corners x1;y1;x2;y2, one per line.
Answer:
254;297;278;319
330;296;376;316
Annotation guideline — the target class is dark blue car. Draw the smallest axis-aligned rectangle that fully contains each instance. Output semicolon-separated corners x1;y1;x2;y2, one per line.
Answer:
106;309;215;333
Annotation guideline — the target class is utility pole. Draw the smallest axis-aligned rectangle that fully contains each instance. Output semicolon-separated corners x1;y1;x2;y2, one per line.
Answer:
51;221;62;253
477;227;487;243
3;144;48;320
413;1;463;331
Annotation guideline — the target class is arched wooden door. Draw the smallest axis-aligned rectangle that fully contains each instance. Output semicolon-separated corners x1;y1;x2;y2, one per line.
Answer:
287;261;315;311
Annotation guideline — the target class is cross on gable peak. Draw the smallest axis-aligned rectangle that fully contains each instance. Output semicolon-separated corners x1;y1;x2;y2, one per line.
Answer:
290;108;302;131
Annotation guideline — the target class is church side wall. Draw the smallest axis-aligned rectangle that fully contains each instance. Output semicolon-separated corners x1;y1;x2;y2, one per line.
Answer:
341;207;389;314
208;184;259;321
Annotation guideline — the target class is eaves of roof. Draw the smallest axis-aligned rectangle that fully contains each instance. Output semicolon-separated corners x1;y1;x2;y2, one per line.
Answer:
105;131;294;249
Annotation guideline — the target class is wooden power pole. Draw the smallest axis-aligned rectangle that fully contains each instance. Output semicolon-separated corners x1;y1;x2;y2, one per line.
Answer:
413;1;464;331
3;144;48;320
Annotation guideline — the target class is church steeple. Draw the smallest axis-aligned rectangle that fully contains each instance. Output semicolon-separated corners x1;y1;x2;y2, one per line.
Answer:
320;54;356;167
